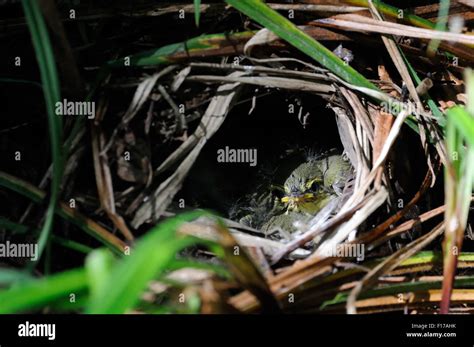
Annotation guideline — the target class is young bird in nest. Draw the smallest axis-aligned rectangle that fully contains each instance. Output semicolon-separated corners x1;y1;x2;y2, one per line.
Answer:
234;152;352;236
280;154;351;213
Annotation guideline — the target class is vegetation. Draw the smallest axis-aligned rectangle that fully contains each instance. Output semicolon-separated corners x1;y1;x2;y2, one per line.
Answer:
0;0;473;314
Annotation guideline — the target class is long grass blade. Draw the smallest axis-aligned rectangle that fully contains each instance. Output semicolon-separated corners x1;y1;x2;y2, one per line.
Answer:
21;0;63;264
441;70;474;313
225;0;376;90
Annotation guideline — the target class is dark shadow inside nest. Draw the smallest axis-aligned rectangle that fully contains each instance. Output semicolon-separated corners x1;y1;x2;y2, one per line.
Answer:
179;90;346;217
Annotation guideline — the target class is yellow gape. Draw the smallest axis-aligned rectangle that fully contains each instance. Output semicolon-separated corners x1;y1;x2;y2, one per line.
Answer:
261;154;352;234
235;153;352;235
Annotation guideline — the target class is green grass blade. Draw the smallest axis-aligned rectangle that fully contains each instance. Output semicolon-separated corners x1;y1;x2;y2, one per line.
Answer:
22;0;63;264
86;211;210;314
446;106;474;148
321;275;474;309
320;251;474;309
347;0;440;30
194;0;201;27
85;249;116;304
0;171;126;255
347;0;474;59
0;78;42;89
107;31;255;68
51;236;94;254
427;0;450;54
0;217;31;235
0;268;88;313
447;71;474;146
0;269;33;286
400;44;446;127
225;0;376;90
441;70;474;313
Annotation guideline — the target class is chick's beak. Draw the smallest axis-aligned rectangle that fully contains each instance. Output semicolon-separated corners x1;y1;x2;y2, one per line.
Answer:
281;193;315;212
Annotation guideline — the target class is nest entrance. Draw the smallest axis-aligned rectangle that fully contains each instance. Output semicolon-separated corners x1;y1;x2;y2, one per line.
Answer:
181;90;344;216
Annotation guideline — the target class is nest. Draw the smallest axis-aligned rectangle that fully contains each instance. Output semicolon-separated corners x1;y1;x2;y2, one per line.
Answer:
104;31;447;313
1;0;473;315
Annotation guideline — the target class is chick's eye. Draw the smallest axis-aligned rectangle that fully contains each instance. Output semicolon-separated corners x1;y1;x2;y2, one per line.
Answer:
309;181;320;192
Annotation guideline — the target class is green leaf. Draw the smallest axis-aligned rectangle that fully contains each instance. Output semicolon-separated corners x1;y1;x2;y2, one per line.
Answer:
0;268;88;313
225;0;377;90
86;211;210;314
446;106;474;148
107;31;255;68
